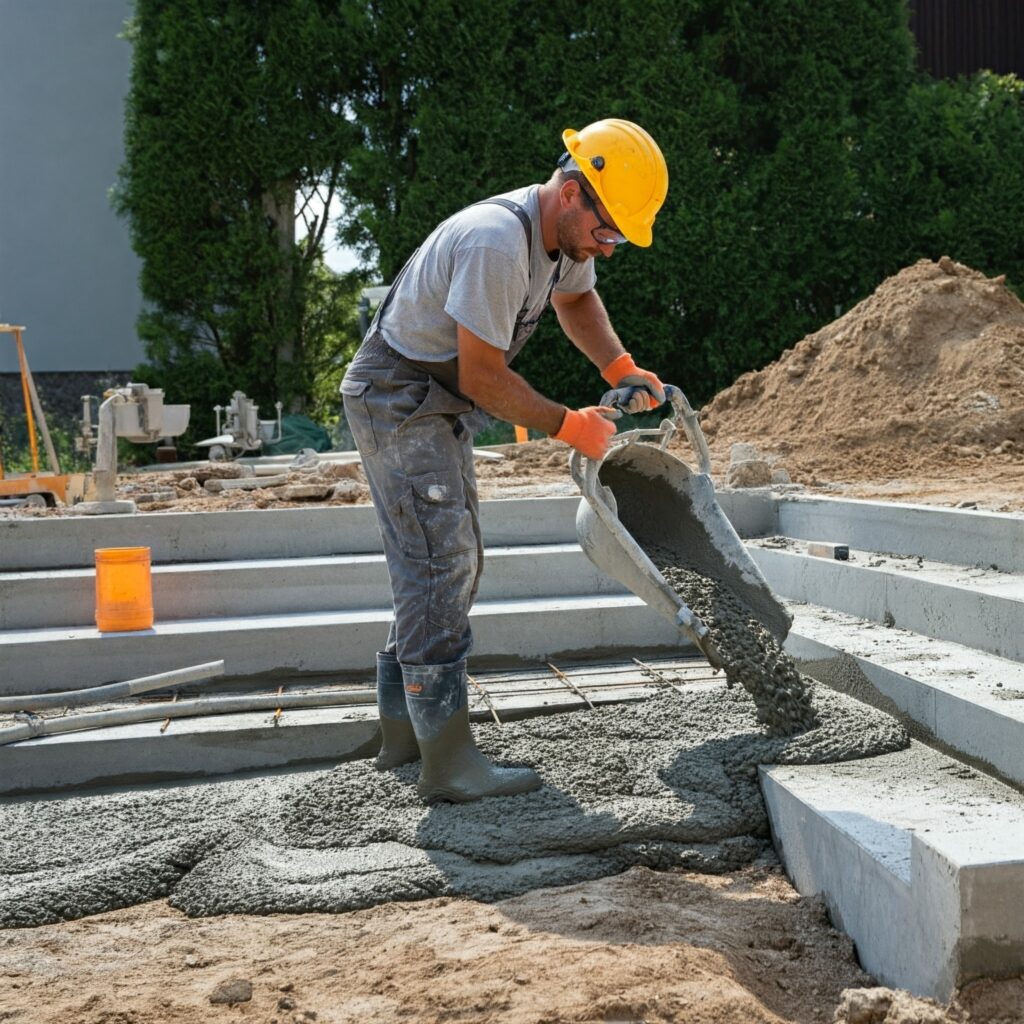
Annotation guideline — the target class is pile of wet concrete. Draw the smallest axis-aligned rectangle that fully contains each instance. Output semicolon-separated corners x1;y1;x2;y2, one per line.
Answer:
0;686;905;927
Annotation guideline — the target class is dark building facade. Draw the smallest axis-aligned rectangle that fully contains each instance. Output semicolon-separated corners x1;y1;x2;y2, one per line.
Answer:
911;0;1024;78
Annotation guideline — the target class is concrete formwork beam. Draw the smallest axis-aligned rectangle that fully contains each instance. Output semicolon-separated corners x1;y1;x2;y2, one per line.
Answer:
775;496;1024;572
0;658;715;794
0;496;582;570
0;594;689;696
0;544;628;630
750;546;1024;663
762;741;1024;1001
786;602;1024;788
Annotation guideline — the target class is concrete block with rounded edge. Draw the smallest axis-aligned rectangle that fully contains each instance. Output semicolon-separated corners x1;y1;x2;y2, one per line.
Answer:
761;741;1024;1001
785;602;1024;788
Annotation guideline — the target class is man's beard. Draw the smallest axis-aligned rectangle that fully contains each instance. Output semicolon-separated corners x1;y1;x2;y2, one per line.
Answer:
555;210;592;263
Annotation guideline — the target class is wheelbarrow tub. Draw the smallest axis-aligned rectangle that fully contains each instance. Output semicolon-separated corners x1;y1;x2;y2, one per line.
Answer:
576;441;792;648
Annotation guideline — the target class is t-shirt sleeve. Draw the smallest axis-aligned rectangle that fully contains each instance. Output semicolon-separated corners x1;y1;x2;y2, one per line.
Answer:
554;256;597;295
444;245;529;351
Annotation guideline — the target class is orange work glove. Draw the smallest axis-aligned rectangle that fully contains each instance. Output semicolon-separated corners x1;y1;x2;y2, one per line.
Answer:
553;406;619;460
600;352;666;413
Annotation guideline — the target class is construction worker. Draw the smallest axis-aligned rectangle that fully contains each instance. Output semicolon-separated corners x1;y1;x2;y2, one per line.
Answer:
342;119;669;804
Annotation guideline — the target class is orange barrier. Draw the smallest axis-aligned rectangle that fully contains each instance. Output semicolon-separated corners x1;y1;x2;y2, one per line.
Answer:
95;547;154;632
514;425;529;443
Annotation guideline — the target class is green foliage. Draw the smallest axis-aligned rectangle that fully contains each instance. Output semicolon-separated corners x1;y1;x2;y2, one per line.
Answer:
115;0;362;418
339;0;1024;408
0;415;91;476
119;0;1024;423
857;71;1024;295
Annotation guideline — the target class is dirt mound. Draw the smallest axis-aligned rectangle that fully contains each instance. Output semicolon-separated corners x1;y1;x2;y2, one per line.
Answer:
700;258;1024;484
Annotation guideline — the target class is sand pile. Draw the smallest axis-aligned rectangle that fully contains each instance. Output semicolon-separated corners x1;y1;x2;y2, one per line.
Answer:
700;257;1024;483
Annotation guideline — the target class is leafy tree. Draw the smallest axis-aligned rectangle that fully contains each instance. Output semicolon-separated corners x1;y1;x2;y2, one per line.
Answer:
340;0;924;406
857;70;1024;294
114;0;361;436
118;0;1024;427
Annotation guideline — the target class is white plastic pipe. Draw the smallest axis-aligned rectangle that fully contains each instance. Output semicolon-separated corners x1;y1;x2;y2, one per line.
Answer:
0;687;375;746
0;661;225;713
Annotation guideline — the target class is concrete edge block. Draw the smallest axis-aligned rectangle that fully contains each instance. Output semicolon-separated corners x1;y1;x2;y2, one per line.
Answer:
757;546;1024;666
0;708;381;795
786;629;1024;788
760;766;960;1000
0;496;584;570
0;597;689;694
776;496;1024;573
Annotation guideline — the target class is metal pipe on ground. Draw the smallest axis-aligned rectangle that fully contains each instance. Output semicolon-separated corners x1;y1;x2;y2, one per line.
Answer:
0;661;225;713
0;687;376;746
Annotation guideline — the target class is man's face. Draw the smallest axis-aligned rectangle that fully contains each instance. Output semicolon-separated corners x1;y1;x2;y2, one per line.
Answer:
556;180;624;262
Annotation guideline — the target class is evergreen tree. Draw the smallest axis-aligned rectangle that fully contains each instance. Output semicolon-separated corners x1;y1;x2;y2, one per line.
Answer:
114;0;361;426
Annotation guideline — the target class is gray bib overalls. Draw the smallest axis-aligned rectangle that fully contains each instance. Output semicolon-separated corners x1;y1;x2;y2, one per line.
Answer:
341;198;562;674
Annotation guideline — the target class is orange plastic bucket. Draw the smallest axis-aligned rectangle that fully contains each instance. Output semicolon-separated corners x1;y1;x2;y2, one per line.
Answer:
95;547;154;632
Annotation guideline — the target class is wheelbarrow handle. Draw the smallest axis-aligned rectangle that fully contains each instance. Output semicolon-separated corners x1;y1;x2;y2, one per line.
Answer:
598;384;670;412
596;384;711;476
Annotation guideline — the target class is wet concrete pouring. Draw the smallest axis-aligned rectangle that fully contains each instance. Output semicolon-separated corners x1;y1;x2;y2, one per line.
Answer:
1;651;904;928
651;552;818;737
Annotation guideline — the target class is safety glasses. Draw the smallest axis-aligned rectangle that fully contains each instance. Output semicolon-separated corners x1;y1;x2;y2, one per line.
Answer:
577;181;629;247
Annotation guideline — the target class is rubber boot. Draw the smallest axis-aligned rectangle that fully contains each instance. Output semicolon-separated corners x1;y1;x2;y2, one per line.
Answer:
374;651;419;770
403;661;542;804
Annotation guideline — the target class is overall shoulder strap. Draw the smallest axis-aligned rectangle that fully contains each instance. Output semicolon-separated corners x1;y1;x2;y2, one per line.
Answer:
475;197;533;262
375;197;534;335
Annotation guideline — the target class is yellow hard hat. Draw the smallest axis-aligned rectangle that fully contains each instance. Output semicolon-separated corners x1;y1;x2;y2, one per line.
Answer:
561;119;668;247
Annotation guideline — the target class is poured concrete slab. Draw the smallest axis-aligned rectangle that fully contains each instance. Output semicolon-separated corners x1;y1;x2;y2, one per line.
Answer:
0;543;627;630
0;594;688;695
785;602;1024;787
762;740;1024;1001
750;542;1024;662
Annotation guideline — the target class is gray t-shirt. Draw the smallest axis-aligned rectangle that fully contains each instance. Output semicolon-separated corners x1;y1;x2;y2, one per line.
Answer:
374;185;597;362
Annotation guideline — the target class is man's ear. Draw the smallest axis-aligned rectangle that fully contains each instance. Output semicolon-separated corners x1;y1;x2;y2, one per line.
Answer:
558;179;579;210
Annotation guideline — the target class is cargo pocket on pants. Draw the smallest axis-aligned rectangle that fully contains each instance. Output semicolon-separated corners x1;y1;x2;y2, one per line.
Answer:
340;378;378;456
391;470;478;634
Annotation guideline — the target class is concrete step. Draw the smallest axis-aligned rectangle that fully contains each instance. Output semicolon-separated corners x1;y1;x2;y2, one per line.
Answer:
773;495;1024;572
749;541;1024;663
0;593;687;696
761;740;1024;1001
0;657;716;795
785;601;1024;789
0;495;581;570
0;543;627;630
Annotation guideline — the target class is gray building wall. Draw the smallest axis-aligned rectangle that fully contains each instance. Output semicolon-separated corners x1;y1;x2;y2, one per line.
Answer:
0;0;143;374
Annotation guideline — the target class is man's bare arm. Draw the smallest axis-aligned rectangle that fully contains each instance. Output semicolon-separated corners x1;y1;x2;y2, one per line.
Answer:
456;325;566;434
550;288;626;373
